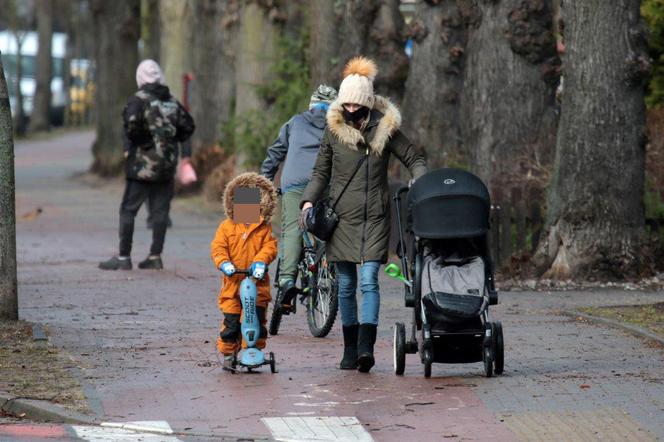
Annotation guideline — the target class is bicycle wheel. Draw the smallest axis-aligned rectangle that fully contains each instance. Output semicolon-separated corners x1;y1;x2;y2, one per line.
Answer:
268;295;283;336
306;255;338;337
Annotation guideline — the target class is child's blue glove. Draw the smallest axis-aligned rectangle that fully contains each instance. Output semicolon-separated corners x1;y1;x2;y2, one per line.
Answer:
220;261;236;277
250;262;266;280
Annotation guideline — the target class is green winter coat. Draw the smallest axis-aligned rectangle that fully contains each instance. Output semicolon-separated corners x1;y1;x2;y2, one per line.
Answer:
302;96;427;264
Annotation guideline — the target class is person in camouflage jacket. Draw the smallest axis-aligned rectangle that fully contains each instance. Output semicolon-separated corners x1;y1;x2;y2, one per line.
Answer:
100;59;195;271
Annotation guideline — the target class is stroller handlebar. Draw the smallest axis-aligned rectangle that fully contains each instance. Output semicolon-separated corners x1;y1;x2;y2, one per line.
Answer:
393;186;409;201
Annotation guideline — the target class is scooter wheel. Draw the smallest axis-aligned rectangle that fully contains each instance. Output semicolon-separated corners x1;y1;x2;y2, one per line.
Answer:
269;352;277;373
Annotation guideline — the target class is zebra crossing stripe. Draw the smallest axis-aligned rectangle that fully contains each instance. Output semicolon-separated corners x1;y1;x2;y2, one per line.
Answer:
262;416;374;442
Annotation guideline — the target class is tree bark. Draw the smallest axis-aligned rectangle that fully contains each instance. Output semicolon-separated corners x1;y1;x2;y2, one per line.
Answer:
461;0;559;201
11;33;26;136
308;0;338;88
0;57;18;320
28;0;54;133
159;0;194;102
141;0;161;61
89;0;140;176
535;0;649;279
332;0;409;100
401;0;480;169
233;1;279;166
190;0;237;154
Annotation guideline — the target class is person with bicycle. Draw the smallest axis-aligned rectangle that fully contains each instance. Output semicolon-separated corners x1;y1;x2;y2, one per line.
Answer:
260;85;338;313
300;57;427;373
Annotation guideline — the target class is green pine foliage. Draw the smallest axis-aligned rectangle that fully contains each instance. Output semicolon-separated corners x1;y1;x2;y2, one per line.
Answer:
643;0;664;107
223;33;311;168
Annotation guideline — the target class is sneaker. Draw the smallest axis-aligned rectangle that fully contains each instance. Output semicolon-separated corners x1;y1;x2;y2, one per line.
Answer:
99;256;132;271
138;256;163;270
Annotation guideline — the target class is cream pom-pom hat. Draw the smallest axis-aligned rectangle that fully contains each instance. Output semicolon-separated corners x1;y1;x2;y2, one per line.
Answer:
337;56;378;109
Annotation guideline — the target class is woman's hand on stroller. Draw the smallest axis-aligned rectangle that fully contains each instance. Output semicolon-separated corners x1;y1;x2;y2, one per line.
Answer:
220;261;236;276
299;202;313;230
250;262;267;280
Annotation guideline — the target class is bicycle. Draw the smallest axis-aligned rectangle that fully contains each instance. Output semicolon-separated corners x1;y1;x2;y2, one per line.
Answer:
269;232;339;338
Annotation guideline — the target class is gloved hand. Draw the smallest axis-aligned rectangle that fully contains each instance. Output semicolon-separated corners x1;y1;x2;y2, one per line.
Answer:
220;261;236;277
250;261;266;280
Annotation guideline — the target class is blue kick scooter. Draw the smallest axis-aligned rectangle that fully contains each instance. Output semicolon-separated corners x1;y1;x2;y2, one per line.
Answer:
227;269;277;373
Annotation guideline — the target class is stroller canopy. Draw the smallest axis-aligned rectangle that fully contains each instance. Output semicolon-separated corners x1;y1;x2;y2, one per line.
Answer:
407;168;491;239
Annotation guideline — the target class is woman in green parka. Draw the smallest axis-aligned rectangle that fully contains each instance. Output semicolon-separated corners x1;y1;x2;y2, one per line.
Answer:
301;57;427;373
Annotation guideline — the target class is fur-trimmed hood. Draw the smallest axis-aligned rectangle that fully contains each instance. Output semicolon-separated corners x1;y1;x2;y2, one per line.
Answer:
326;95;402;155
222;172;277;223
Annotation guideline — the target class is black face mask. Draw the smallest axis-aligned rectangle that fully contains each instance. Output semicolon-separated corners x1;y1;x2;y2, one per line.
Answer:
343;106;370;124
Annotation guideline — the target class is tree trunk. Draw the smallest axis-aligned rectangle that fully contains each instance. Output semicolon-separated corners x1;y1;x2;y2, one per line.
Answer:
90;0;140;176
141;0;161;61
12;33;26;136
159;0;194;102
308;0;338;88
233;1;278;166
401;0;480;169
28;0;54;133
190;0;235;154
535;0;649;279
333;0;409;100
0;57;18;320
461;0;559;201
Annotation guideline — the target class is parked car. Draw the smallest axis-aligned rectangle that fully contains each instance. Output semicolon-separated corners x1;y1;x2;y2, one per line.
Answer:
0;31;68;126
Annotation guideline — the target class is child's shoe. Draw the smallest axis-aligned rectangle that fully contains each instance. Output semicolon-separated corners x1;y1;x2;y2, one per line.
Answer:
222;354;236;372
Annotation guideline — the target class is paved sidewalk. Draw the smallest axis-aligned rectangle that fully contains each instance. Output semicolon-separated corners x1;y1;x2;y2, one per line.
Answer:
11;131;664;441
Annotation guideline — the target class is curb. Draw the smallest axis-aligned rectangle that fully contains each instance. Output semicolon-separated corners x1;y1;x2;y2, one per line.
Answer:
0;392;273;440
564;310;664;346
0;392;98;425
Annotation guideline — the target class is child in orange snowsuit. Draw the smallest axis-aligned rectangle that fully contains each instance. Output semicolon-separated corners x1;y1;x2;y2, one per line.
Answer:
210;172;278;361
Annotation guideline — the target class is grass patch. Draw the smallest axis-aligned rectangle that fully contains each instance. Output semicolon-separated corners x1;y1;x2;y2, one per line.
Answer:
0;320;89;414
579;303;664;337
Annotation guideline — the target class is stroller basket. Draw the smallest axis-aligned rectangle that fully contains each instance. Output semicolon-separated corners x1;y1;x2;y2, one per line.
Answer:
423;292;485;321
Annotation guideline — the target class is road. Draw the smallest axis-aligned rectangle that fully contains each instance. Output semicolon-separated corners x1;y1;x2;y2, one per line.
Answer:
5;130;664;441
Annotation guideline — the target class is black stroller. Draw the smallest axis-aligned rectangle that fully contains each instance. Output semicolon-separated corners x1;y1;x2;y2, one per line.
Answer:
390;168;504;378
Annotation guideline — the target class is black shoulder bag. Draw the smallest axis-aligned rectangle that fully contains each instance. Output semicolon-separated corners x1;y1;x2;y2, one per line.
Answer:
305;154;367;241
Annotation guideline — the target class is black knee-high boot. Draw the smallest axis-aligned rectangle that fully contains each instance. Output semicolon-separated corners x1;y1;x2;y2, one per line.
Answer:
340;324;359;370
357;323;377;373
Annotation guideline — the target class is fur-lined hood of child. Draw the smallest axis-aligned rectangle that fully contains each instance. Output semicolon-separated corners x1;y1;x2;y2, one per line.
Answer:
222;172;277;223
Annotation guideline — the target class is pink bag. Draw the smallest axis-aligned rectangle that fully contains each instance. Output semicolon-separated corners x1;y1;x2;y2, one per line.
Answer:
177;160;198;185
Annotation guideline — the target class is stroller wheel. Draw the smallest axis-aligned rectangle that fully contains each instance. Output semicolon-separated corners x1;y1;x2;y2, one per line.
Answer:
423;348;432;379
493;322;504;375
483;345;494;378
393;323;406;376
269;352;277;374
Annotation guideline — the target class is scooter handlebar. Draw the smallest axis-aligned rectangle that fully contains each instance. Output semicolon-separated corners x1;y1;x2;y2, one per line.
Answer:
235;269;252;276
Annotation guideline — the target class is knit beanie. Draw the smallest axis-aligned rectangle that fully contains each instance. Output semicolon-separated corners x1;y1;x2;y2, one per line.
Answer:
309;84;338;109
136;59;164;88
337;56;378;109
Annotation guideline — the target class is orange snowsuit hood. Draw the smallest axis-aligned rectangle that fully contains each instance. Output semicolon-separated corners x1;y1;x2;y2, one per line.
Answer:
211;172;278;314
